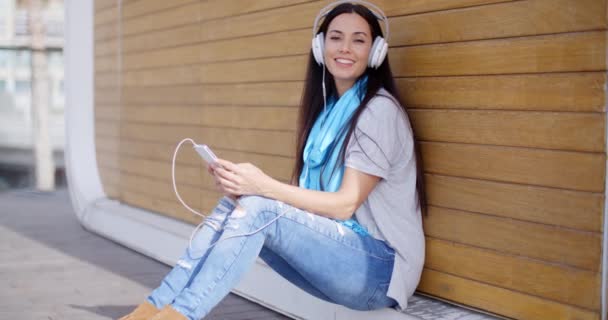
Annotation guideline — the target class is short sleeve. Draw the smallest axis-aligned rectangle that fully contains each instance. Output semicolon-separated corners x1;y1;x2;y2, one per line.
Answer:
345;93;409;180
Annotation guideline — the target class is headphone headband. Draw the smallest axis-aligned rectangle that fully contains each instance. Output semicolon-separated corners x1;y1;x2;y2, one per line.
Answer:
312;0;390;40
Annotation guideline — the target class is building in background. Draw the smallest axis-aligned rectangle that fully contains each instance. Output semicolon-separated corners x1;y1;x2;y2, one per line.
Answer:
0;0;64;189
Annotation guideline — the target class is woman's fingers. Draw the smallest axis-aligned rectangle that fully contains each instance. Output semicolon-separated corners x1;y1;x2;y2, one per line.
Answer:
215;165;241;184
215;159;239;172
216;175;241;195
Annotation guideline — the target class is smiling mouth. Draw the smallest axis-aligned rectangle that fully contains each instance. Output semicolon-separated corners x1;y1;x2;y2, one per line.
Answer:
335;58;354;66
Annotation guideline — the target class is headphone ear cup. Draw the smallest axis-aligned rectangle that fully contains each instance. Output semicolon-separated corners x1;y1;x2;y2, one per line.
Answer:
374;41;388;69
312;33;325;65
368;36;381;68
368;36;387;69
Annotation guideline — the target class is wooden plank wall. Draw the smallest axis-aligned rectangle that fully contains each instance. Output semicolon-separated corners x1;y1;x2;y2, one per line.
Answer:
93;0;607;319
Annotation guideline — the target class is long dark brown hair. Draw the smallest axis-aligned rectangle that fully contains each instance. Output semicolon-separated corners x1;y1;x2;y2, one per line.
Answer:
292;2;426;215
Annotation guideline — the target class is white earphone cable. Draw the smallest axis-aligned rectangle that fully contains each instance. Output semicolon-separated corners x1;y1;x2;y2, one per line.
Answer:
171;138;292;260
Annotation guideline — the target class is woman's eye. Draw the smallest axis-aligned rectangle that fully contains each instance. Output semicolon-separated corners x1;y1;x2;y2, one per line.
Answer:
355;39;365;43
330;36;341;41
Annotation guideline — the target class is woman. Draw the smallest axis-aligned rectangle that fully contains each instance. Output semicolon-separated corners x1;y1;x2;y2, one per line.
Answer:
119;2;425;319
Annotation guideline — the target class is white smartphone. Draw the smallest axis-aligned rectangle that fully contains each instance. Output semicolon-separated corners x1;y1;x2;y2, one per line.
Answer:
193;144;218;165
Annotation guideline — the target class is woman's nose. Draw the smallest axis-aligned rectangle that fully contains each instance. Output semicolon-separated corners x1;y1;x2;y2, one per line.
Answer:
338;40;351;53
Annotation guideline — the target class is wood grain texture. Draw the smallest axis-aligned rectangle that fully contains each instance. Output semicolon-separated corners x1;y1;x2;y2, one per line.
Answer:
121;24;201;54
388;0;606;46
199;55;308;84
120;123;295;157
120;156;205;188
94;38;119;56
418;269;599;320
425;238;601;310
373;0;519;16
122;85;203;105
426;174;603;232
94;5;119;26
410;110;605;152
390;31;606;77
122;44;201;70
421;142;605;192
398;72;606;112
423;206;602;271
201;82;303;106
122;3;201;37
121;0;197;19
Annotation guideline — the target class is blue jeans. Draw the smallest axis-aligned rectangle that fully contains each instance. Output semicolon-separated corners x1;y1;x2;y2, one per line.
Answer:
147;196;397;320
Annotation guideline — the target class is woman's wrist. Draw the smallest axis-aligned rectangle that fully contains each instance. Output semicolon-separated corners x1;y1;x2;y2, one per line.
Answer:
260;175;281;200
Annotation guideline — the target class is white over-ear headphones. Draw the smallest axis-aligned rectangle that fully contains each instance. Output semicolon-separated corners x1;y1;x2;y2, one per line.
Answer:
311;0;390;69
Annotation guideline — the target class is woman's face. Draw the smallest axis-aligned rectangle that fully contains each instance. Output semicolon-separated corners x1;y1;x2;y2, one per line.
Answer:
324;13;373;96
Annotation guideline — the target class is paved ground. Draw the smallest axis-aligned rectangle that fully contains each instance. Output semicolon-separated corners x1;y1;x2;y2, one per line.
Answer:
0;188;291;320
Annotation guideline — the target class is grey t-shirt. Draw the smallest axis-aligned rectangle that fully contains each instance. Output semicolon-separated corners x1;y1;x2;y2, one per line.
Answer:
344;88;425;311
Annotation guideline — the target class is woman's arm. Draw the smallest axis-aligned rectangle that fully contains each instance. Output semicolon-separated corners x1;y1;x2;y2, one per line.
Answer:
212;159;380;220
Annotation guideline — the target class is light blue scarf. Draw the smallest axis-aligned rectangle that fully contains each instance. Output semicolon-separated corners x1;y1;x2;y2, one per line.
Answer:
299;76;369;235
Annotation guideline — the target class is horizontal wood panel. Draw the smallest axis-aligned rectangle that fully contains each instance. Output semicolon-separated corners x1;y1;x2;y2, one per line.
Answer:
421;142;605;192
398;72;606;112
388;0;605;47
96;120;120;137
95;0;116;12
117;139;294;181
122;3;201;37
426;174;603;232
373;0;518;16
95;88;121;105
122;0;197;19
201;82;303;106
122;86;203;105
199;106;298;131
96;136;120;153
189;31;605;83
410;110;605;152
423;206;602;271
200;29;309;63
121;172;201;209
122;105;201;125
121;123;201;144
200;55;308;84
121;190;202;225
95;38;119;57
94;22;119;42
199;1;321;42
105;104;298;133
121;105;298;131
418;269;599;320
425;237;600;310
120;123;296;157
196;0;524;43
95;55;119;72
94;5;118;26
188;0;604;64
119;139;202;166
121;82;303;106
122;24;201;53
123;65;201;87
95;105;121;121
96;152;120;169
123;44;201;70
95;73;121;88
199;0;314;22
390;31;606;77
120;156;205;188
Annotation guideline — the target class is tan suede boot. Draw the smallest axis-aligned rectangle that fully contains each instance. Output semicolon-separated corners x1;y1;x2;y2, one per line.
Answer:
148;305;188;320
118;301;160;320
